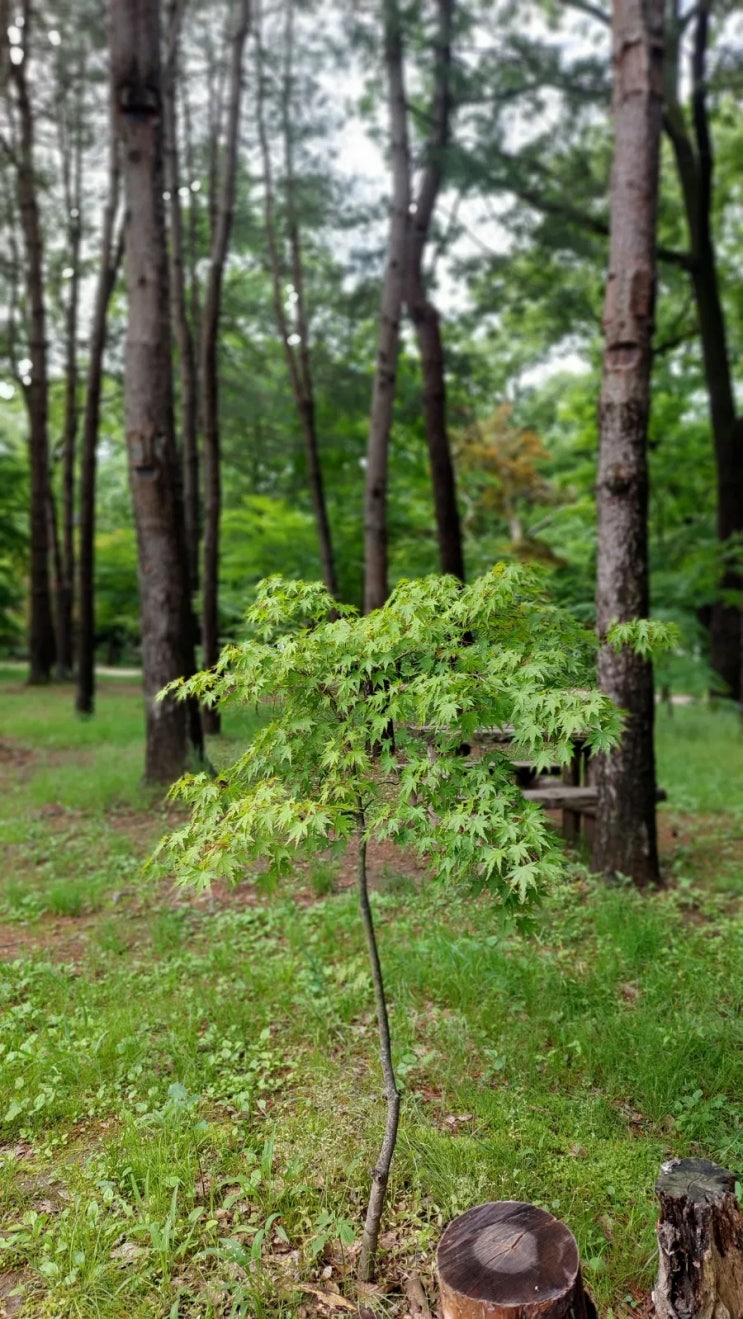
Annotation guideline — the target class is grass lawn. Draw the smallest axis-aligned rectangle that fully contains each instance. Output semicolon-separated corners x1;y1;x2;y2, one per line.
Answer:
0;669;741;1317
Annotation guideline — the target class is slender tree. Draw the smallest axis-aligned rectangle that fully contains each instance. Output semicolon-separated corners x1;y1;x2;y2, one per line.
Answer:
363;0;411;613
592;0;664;885
7;0;56;682
55;64;85;679
663;0;743;698
201;0;251;735
404;0;463;583
110;0;201;780
255;0;338;598
75;121;122;717
164;0;200;594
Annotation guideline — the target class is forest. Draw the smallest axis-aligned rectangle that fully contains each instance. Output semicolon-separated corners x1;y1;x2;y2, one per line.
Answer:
0;0;742;1316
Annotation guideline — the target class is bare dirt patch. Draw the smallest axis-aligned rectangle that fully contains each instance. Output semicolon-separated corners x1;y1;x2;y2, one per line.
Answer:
0;1270;30;1319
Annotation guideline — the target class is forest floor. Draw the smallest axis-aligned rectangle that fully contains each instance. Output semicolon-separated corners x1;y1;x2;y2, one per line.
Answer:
0;667;741;1319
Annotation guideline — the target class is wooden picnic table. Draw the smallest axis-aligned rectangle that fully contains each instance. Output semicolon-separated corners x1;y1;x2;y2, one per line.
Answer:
408;724;665;842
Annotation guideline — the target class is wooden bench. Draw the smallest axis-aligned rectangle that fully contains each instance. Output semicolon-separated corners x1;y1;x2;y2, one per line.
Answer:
522;782;667;840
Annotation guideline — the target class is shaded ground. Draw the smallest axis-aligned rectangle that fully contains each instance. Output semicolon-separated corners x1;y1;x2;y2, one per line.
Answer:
1;733;740;965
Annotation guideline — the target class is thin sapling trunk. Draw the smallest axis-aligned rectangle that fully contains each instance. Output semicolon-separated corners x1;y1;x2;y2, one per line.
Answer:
355;807;401;1283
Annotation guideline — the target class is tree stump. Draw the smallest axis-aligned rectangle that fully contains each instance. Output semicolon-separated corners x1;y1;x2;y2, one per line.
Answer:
436;1201;595;1319
653;1157;743;1319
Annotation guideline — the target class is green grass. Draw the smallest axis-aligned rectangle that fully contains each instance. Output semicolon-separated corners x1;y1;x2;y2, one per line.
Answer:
0;679;741;1316
655;700;743;813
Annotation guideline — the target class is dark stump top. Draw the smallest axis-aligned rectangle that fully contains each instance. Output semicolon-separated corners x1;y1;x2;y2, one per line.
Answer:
656;1158;737;1205
437;1201;580;1307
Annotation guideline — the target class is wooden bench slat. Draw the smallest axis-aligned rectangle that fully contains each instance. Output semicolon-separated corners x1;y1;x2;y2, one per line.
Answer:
522;787;597;810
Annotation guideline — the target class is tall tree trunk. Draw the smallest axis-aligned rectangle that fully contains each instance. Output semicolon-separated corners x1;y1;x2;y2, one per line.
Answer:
164;0;200;594
110;0;201;782
663;2;743;699
404;0;464;583
56;85;84;679
181;79;203;353
363;0;411;614
47;480;64;672
592;0;663;887
11;1;55;683
75;131;122;717
255;0;338;599
201;0;251;735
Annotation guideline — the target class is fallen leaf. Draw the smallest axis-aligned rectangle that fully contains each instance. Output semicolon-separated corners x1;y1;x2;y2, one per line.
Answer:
296;1285;356;1312
405;1273;432;1319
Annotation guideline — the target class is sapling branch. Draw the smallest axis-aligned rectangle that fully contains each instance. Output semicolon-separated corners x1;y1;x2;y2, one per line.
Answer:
355;804;401;1283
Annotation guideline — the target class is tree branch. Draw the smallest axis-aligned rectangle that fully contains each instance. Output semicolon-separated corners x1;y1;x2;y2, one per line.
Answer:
491;156;693;270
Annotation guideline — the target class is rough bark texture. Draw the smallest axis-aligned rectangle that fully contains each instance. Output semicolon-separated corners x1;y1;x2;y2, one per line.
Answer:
356;817;400;1283
363;0;410;614
255;0;338;598
653;1158;743;1319
75;133;122;716
663;4;743;700
110;0;198;781
437;1201;595;1319
405;0;463;583
201;0;251;734
11;2;55;683
592;0;663;886
164;0;200;595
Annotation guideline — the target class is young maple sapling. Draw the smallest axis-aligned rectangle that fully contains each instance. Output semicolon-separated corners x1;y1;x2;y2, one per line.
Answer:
158;568;668;1280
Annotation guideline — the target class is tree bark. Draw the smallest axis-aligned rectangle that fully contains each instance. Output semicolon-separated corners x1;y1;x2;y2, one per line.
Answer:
75;130;122;717
356;813;400;1283
200;0;251;735
437;1201;595;1319
363;0;411;614
404;0;464;583
653;1158;743;1319
663;3;743;700
255;0;338;599
592;0;663;886
11;0;55;683
110;0;201;781
56;81;84;679
180;79;203;354
164;0;200;595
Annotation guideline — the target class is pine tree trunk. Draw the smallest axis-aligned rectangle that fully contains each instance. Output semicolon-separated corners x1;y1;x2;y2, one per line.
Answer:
11;3;55;684
110;0;198;782
280;1;337;598
592;0;663;887
201;0;250;735
164;0;200;595
75;130;122;717
405;0;463;584
364;0;411;614
56;98;84;680
255;0;338;600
